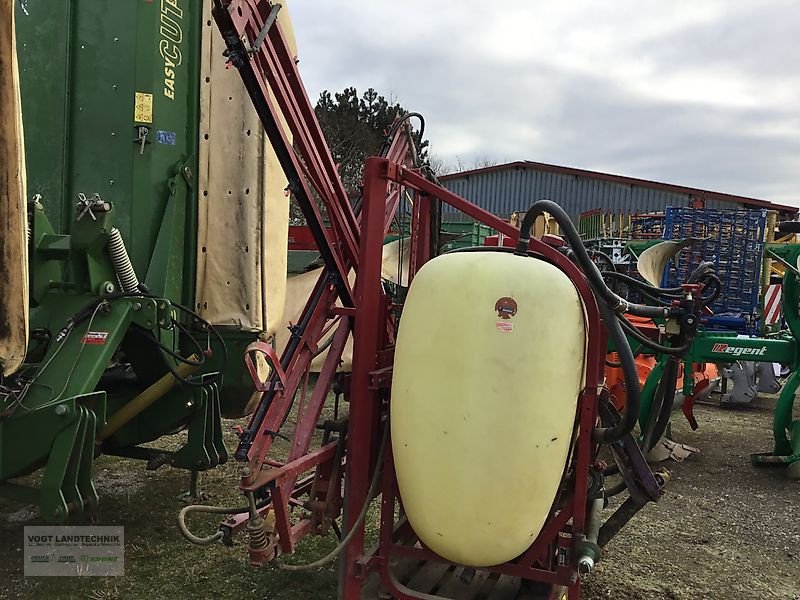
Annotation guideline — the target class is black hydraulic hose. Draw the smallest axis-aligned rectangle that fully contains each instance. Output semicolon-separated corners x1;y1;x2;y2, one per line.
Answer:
134;293;229;388
601;273;674;307
698;275;722;305
618;316;691;356
641;356;680;452
687;262;722;305
515;200;668;320
601;271;682;297
382;112;425;153
703;278;721;302
588;249;617;272
688;261;714;283
171;300;229;379
601;268;720;308
594;298;641;444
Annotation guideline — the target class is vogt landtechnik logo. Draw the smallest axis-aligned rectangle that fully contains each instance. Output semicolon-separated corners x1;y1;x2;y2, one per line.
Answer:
24;526;124;576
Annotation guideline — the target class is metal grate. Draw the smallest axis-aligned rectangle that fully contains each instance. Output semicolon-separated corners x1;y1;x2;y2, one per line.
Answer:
661;207;767;329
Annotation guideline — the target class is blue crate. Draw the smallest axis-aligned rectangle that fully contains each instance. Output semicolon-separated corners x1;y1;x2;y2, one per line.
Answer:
661;207;767;333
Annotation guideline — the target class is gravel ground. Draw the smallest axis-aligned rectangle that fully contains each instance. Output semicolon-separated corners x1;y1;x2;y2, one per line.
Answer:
585;397;800;600
0;394;798;600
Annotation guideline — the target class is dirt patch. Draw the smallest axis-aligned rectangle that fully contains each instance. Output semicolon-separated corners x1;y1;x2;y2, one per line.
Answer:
0;396;798;599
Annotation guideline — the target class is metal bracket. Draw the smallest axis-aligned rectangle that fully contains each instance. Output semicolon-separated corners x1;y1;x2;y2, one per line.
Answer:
133;126;150;156
250;3;282;54
75;193;110;221
368;366;393;390
244;340;286;392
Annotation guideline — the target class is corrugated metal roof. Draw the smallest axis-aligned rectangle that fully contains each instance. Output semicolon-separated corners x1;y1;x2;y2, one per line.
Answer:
438;161;797;219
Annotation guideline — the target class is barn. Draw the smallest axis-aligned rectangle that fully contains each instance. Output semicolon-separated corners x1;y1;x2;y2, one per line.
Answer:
439;161;798;222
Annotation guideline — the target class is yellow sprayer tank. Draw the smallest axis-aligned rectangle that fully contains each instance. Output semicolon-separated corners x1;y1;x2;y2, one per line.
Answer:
391;251;586;567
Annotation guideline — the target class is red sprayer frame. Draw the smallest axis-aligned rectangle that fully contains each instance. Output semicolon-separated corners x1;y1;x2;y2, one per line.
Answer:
208;2;633;598
354;160;606;600
223;154;606;599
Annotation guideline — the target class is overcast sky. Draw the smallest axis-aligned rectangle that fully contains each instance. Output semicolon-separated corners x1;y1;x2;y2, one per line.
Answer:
287;0;799;205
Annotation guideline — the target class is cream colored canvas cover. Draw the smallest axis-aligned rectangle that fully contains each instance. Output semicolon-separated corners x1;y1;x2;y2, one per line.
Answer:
196;1;296;335
0;0;29;376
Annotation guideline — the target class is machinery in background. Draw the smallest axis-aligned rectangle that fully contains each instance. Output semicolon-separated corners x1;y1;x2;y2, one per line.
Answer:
175;3;722;598
609;240;800;477
0;0;297;522
659;207;770;335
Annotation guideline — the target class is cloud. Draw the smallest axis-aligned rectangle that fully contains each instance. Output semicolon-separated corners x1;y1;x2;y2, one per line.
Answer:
287;0;800;205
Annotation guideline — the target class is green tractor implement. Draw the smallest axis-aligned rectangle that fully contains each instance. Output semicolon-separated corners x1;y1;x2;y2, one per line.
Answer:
621;239;800;477
0;0;290;522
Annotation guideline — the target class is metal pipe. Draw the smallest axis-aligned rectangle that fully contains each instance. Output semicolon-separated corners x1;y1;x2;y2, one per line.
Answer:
576;497;604;580
597;495;639;548
96;355;200;442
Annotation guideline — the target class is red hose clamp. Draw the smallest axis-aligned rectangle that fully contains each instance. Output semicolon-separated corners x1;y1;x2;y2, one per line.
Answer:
244;341;287;392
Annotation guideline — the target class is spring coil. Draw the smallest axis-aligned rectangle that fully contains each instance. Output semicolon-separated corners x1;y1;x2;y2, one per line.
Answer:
246;515;271;566
247;515;268;551
107;228;140;293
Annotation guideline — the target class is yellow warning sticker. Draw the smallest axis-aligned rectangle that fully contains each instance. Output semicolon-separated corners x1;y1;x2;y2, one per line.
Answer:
134;92;153;123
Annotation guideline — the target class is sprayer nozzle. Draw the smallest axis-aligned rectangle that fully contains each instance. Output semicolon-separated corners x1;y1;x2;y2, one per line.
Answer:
577;557;595;580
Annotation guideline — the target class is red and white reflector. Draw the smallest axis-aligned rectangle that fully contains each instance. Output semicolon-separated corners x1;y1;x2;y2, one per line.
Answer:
764;284;782;325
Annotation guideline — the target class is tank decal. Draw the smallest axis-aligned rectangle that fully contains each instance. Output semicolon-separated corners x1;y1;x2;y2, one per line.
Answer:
495;296;518;319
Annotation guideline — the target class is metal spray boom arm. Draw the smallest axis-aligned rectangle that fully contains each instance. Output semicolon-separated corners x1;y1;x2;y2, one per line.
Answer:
211;0;416;468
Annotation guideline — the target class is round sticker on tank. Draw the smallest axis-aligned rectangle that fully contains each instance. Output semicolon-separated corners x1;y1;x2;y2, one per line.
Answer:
495;297;518;319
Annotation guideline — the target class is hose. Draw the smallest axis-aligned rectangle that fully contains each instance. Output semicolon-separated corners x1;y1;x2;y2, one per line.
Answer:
271;421;389;571
179;502;263;545
380;112;426;169
515;200;667;320
601;267;720;309
511;200;663;442
618;316;691;357
601;271;682;298
107;228;140;293
135;294;228;388
641;356;679;452
594;298;641;443
684;261;722;304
